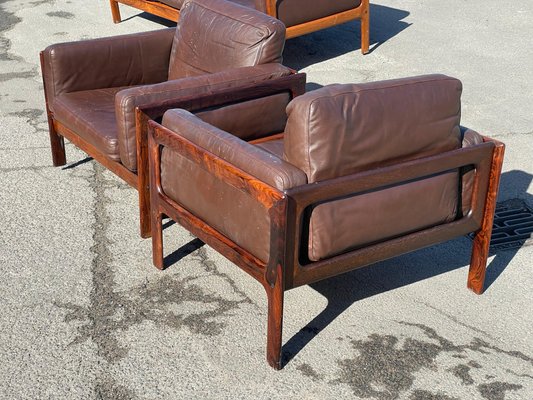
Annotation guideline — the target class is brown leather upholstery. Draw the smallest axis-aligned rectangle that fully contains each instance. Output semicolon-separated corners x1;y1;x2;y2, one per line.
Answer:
53;87;129;161
160;110;306;262
195;92;290;141
149;74;503;369
276;0;361;27
42;0;289;173
461;128;484;216
283;75;463;260
168;0;286;80
159;0;185;7
116;63;292;170
42;28;174;114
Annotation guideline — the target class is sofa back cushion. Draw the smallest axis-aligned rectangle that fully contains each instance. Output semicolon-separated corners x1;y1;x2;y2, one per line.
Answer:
283;75;464;261
276;0;360;27
168;0;286;80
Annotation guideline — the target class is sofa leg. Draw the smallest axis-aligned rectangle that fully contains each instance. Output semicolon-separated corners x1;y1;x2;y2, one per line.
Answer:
151;210;164;269
468;230;490;294
467;142;505;294
49;125;66;167
109;0;122;23
360;1;370;54
265;274;284;370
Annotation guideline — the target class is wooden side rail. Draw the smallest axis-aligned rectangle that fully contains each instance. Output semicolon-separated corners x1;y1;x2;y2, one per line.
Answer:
284;141;497;287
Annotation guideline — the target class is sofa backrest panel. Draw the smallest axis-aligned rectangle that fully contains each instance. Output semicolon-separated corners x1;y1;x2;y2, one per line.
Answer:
283;75;463;183
168;0;286;80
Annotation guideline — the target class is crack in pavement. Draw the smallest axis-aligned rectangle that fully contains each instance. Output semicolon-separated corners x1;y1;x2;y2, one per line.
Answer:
52;163;251;397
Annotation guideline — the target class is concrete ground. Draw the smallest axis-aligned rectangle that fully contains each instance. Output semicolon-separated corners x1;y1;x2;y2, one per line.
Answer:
0;0;532;399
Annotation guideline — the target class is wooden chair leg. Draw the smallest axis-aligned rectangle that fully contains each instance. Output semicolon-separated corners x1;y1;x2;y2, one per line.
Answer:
139;181;152;239
109;0;122;23
48;121;66;167
151;210;164;269
265;272;284;370
467;143;505;294
360;0;370;54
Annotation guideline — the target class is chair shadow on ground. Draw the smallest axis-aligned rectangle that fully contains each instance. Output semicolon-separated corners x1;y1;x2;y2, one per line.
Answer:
283;3;411;70
281;169;533;366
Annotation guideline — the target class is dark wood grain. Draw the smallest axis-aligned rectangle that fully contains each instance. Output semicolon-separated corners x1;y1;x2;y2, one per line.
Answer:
468;138;505;294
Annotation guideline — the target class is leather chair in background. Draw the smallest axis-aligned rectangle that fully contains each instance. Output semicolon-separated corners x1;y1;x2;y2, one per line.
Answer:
40;0;291;238
146;74;504;368
110;0;370;54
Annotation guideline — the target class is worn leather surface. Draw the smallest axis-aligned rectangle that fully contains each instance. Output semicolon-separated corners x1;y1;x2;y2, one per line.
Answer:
461;128;484;217
276;0;361;27
195;92;290;141
255;138;284;156
41;28;174;113
53;87;129;161
283;76;463;261
160;109;306;262
158;0;185;7
116;63;292;171
168;0;285;80
159;0;258;10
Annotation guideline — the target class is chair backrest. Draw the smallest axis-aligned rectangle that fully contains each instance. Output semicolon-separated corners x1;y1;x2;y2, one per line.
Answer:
283;75;464;261
168;0;286;80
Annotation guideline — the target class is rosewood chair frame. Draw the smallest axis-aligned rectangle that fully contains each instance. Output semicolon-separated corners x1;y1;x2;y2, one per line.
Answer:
145;77;505;369
110;0;370;54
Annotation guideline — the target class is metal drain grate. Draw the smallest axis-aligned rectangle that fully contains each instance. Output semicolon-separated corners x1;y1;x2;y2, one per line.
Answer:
472;199;533;251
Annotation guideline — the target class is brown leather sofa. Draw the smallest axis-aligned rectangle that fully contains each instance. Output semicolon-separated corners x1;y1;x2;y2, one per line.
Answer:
110;0;369;54
146;73;504;369
40;0;291;238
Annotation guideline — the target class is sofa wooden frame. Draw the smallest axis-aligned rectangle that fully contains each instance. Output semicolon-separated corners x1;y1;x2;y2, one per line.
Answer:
145;76;505;369
109;0;370;54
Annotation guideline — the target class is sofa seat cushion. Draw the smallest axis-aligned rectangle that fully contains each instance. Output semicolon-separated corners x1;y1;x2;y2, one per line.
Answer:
53;87;128;162
277;0;361;28
255;138;284;157
158;0;185;8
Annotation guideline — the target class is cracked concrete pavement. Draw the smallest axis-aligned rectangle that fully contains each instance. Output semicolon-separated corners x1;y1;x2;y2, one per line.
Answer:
0;0;532;399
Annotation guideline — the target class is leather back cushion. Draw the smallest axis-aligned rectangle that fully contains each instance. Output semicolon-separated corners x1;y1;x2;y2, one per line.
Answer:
283;75;464;261
276;0;361;27
168;0;286;80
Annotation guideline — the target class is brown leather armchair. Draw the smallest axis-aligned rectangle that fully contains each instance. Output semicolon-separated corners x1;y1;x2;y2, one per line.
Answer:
110;0;369;54
146;73;504;369
40;0;291;238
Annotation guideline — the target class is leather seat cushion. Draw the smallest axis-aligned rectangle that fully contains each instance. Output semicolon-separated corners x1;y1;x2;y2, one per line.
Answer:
158;0;185;8
277;0;361;28
255;138;284;157
53;87;127;161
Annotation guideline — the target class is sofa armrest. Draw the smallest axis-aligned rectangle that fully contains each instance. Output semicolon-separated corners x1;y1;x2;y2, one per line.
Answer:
116;63;294;171
161;109;307;190
41;28;175;108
